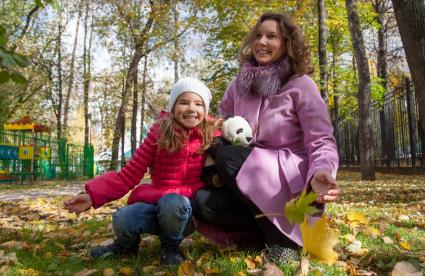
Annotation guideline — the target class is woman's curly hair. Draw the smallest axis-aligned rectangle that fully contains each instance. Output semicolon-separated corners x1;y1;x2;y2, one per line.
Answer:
239;12;313;75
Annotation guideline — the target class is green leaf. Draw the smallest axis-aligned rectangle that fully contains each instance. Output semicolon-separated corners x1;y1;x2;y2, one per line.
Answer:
0;25;5;35
284;190;319;224
12;53;29;68
0;71;9;84
10;72;27;85
0;36;7;46
35;0;45;8
46;0;60;11
0;49;17;68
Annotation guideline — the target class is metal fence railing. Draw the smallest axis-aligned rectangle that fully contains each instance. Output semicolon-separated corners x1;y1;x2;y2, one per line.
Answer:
336;78;424;168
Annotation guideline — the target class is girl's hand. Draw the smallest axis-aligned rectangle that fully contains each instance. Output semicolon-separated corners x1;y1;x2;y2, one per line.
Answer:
311;170;340;204
63;194;93;214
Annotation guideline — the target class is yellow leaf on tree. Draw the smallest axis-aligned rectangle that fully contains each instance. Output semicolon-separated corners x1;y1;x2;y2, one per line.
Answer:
178;260;195;276
300;217;339;265
346;212;368;224
118;267;133;275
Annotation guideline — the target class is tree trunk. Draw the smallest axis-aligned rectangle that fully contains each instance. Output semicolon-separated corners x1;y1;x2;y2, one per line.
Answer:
110;51;144;171
56;7;63;139
318;0;328;103
173;0;180;82
63;0;83;138
391;0;425;165
131;69;138;156
83;2;91;147
374;0;389;167
346;0;375;180
140;55;148;143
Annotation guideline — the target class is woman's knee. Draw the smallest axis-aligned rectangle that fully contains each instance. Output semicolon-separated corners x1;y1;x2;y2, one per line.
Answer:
215;145;251;178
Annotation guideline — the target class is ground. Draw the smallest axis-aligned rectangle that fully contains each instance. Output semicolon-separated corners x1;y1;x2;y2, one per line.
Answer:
0;170;424;275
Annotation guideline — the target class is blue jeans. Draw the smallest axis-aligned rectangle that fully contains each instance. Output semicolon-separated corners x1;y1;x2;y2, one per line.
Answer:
112;193;192;249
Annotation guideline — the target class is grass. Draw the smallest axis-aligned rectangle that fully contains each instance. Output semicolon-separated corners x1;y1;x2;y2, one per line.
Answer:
0;170;424;275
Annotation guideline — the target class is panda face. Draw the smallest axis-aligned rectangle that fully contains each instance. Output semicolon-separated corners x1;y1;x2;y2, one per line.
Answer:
222;116;253;145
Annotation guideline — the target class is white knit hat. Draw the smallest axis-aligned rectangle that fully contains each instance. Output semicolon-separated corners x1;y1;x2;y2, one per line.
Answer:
167;77;212;114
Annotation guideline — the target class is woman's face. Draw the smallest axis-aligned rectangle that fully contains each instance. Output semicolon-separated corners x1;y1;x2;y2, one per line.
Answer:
251;19;286;65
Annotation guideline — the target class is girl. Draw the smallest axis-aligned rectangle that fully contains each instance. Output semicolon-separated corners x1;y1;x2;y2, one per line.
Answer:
64;77;215;266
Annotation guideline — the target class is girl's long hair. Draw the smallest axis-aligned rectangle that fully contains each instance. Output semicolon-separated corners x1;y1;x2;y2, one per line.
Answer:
157;114;218;154
239;12;313;75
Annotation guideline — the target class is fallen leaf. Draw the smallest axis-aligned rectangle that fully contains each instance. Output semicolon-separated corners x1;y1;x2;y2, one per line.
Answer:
178;260;195;276
103;268;114;276
398;215;409;221
342;234;356;243
142;265;157;273
203;266;220;274
391;261;422;276
73;268;98;276
118;267;134;275
245;256;257;270
0;251;17;265
263;263;283;276
294;256;309;276
347;212;369;224
382;236;394;244
399;241;411;250
361;225;380;237
346;240;368;256
300;217;339;265
17;268;40;276
246;269;262;275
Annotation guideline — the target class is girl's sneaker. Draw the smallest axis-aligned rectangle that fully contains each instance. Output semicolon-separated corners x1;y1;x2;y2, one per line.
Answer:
160;244;184;266
89;240;138;259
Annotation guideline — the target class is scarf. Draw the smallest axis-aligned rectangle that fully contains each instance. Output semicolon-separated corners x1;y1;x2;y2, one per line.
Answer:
236;56;293;97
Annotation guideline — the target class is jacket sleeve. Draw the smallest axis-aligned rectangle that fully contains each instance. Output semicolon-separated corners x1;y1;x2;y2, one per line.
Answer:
85;124;159;208
219;79;237;117
294;76;339;186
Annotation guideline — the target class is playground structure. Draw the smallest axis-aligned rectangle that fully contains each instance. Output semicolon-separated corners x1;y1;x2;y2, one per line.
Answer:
0;116;94;183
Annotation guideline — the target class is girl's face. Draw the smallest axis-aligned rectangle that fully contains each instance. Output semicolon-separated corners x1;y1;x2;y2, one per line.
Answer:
173;92;205;129
251;19;286;65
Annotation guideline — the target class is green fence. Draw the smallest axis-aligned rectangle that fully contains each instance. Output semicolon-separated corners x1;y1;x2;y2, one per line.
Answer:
0;130;94;183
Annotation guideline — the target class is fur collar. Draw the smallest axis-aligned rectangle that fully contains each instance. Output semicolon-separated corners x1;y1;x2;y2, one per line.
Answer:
236;56;293;97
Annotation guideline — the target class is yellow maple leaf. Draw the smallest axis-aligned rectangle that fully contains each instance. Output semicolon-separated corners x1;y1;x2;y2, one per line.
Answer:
178;260;195;276
300;217;339;265
118;267;133;275
399;241;411;250
346;212;368;224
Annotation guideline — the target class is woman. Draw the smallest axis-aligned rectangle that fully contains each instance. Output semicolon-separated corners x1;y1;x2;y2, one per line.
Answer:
192;12;340;263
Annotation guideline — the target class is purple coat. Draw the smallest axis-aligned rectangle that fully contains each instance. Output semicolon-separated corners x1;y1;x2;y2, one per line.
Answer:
219;74;339;246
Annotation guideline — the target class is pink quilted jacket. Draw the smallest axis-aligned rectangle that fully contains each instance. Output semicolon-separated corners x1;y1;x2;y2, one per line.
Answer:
85;121;207;208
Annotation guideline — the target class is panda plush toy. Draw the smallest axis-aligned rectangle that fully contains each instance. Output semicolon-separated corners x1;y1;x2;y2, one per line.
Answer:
201;116;253;188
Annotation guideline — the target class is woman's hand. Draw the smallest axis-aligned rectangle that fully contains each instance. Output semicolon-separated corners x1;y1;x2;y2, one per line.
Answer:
63;194;93;214
311;170;340;204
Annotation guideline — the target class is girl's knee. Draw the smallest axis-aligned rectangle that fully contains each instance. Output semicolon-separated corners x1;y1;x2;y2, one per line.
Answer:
158;193;190;211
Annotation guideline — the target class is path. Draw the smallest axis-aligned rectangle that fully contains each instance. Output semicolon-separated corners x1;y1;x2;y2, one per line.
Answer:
0;182;84;202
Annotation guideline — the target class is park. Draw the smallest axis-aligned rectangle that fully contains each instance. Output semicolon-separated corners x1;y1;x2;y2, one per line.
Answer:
0;0;424;275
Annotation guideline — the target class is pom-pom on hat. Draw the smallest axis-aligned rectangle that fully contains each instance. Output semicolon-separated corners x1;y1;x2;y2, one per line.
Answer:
167;77;212;114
